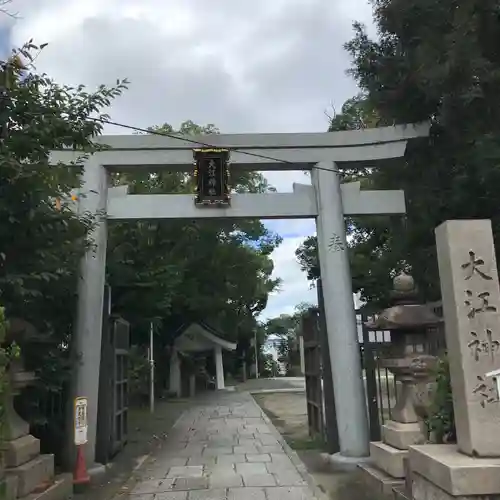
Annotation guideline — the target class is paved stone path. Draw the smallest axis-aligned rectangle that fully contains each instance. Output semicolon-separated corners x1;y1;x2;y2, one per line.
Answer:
128;392;320;500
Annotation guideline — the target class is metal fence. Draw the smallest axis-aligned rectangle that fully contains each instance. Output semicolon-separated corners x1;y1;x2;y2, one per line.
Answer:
17;381;69;467
357;307;447;441
357;312;396;441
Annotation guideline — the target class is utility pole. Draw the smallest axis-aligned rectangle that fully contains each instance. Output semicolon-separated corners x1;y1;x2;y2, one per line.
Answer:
149;322;155;414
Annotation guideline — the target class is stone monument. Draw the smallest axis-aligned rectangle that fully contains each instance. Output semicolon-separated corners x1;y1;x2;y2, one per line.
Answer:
359;272;441;498
408;220;500;500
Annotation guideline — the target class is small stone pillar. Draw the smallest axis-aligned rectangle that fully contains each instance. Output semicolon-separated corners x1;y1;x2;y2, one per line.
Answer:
359;272;441;498
214;346;225;390
189;374;196;398
408;220;500;500
169;348;181;397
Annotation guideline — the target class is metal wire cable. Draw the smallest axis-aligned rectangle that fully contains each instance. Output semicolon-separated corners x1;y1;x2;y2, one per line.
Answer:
90;117;342;174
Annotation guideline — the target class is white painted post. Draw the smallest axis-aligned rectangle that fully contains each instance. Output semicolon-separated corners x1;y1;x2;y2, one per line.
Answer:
312;161;370;466
299;335;305;375
169;348;181;397
73;159;109;467
214;345;225;390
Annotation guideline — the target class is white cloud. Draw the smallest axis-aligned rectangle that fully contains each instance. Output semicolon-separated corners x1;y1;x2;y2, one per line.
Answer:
261;235;318;320
3;0;375;319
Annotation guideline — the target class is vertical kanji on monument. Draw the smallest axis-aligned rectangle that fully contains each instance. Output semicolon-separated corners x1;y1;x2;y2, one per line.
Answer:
435;219;500;457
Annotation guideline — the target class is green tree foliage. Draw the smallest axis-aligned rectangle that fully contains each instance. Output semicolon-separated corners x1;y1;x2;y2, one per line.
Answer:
298;0;500;308
296;95;400;307
344;0;500;304
0;44;126;369
0;45;126;449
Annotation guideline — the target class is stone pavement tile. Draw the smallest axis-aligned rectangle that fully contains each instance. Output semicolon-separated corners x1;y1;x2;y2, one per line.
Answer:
167;466;203;479
258;435;279;445
272;472;307;487
225;418;246;426
266;462;296;474
233;445;259;455
235;463;267;475
265;486;315;500
187;456;216;466
206;437;238;447
155;492;188;500
253;424;272;434
131;479;175;494
138;469;172;481
204;463;235;475
170;447;206;458
244;418;263;424
227;487;265;500
270;454;293;465
241;474;277;487
143;457;189;472
236;429;255;437
205;440;239;449
208;473;244;488
187;436;209;444
245;454;271;463
216;454;247;465
238;438;258;446
188;488;227;500
203;447;234;457
256;445;284;454
172;477;209;491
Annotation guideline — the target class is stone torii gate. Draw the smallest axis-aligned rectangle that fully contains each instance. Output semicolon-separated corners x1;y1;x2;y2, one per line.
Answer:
50;123;429;469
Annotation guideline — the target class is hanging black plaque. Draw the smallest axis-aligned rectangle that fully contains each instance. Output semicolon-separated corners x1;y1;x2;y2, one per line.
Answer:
193;148;230;206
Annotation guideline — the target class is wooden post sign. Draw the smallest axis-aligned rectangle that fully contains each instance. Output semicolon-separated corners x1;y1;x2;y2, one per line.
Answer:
193;148;230;206
74;397;88;446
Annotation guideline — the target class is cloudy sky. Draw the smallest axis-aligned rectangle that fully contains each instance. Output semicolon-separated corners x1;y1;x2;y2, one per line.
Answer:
1;0;375;319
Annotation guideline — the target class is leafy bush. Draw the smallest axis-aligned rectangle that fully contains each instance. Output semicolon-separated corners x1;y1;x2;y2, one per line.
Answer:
425;356;456;443
128;346;150;405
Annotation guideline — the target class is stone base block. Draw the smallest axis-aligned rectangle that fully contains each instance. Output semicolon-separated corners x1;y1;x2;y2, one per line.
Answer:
2;474;19;500
393;486;411;500
383;421;423;450
371;441;407;478
23;473;73;500
6;454;55;497
409;444;500;496
412;472;500;500
4;434;41;468
359;463;404;500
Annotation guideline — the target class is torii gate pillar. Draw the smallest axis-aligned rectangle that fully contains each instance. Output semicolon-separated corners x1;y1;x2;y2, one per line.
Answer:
313;162;370;466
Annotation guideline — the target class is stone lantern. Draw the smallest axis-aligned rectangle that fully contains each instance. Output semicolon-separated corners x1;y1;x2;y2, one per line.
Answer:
2;318;72;500
359;272;442;497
